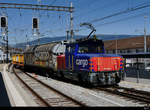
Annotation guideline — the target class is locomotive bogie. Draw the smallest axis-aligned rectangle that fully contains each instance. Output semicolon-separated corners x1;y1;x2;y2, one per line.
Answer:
87;72;121;86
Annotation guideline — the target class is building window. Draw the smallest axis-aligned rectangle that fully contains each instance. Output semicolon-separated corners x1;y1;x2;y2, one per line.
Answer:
128;49;136;53
136;48;144;53
124;50;128;53
108;50;113;54
105;50;108;54
113;50;115;54
147;48;150;52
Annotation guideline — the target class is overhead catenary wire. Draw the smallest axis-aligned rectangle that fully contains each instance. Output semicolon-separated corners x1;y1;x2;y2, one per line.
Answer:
95;11;150;28
74;0;101;17
49;0;56;5
89;1;150;23
6;10;67;37
133;1;150;9
74;1;150;32
0;1;73;45
75;10;150;33
74;0;122;19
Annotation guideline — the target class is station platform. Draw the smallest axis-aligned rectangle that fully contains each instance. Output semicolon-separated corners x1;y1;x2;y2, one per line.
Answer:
0;64;38;106
119;78;150;92
0;71;11;106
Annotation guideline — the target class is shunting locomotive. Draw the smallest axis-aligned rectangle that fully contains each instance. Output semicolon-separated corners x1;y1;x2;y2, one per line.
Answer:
57;37;123;85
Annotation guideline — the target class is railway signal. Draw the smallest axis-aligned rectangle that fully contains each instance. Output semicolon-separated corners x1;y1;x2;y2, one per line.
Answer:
0;16;8;63
32;17;40;45
32;18;38;29
0;16;7;27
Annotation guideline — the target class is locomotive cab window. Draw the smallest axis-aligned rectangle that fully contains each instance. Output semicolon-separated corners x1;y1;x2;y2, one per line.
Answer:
77;39;104;54
78;44;103;53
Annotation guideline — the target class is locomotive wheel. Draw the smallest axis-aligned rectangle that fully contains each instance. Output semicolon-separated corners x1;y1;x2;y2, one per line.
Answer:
45;70;50;78
78;74;83;83
60;71;64;79
115;76;121;83
49;70;55;78
45;72;50;78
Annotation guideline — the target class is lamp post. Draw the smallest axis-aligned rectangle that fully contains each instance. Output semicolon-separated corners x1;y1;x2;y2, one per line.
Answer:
115;37;118;54
144;16;147;53
132;42;143;83
144;16;147;68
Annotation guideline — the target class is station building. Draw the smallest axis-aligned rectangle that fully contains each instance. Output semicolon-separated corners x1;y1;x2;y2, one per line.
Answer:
104;35;150;68
0;45;23;63
0;46;11;63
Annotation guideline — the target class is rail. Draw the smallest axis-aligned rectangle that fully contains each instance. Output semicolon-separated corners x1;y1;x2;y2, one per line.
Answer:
96;86;150;105
13;67;87;107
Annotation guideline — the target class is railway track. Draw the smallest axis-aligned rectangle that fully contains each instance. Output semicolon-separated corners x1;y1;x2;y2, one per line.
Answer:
96;86;150;105
13;68;87;107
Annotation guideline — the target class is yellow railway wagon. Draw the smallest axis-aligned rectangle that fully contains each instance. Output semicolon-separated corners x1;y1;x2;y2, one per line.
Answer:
12;54;24;66
19;54;24;66
12;55;17;64
16;54;19;64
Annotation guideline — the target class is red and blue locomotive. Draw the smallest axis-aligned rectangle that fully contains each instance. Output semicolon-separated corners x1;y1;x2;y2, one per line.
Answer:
57;37;123;86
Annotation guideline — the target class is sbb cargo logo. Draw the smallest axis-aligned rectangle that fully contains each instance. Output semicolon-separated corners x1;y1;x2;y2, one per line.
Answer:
76;59;88;67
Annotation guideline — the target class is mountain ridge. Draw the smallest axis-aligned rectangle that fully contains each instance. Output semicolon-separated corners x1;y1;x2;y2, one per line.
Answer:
10;34;142;49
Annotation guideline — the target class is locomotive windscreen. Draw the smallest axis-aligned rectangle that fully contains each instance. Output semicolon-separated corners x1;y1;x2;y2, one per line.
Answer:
77;38;104;54
78;44;103;53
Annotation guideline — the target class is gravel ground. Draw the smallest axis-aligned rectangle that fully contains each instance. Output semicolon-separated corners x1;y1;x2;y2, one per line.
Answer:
18;72;80;107
27;72;147;107
119;79;150;92
123;77;150;85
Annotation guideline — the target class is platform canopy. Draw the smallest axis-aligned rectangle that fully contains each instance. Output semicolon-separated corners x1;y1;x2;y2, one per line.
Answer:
120;52;150;58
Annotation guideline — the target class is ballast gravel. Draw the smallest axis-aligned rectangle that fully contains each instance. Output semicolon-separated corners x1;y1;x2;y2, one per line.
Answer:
27;73;147;107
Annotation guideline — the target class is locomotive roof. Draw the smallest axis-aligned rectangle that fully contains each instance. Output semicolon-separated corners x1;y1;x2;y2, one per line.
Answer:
68;38;104;46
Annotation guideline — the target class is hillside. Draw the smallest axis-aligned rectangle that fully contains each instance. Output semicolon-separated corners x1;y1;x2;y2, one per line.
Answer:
11;34;142;49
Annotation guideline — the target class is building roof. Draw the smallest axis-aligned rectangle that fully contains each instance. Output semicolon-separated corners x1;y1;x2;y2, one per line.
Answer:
104;35;150;50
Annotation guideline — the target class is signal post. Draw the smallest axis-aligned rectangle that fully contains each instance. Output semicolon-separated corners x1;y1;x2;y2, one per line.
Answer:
0;16;9;63
32;17;40;45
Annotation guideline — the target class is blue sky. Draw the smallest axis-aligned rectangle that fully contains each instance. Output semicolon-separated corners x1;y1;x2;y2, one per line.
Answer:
0;0;150;44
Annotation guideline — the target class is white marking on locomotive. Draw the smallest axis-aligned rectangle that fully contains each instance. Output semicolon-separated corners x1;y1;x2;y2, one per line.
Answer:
112;58;120;59
104;68;112;70
76;59;88;67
